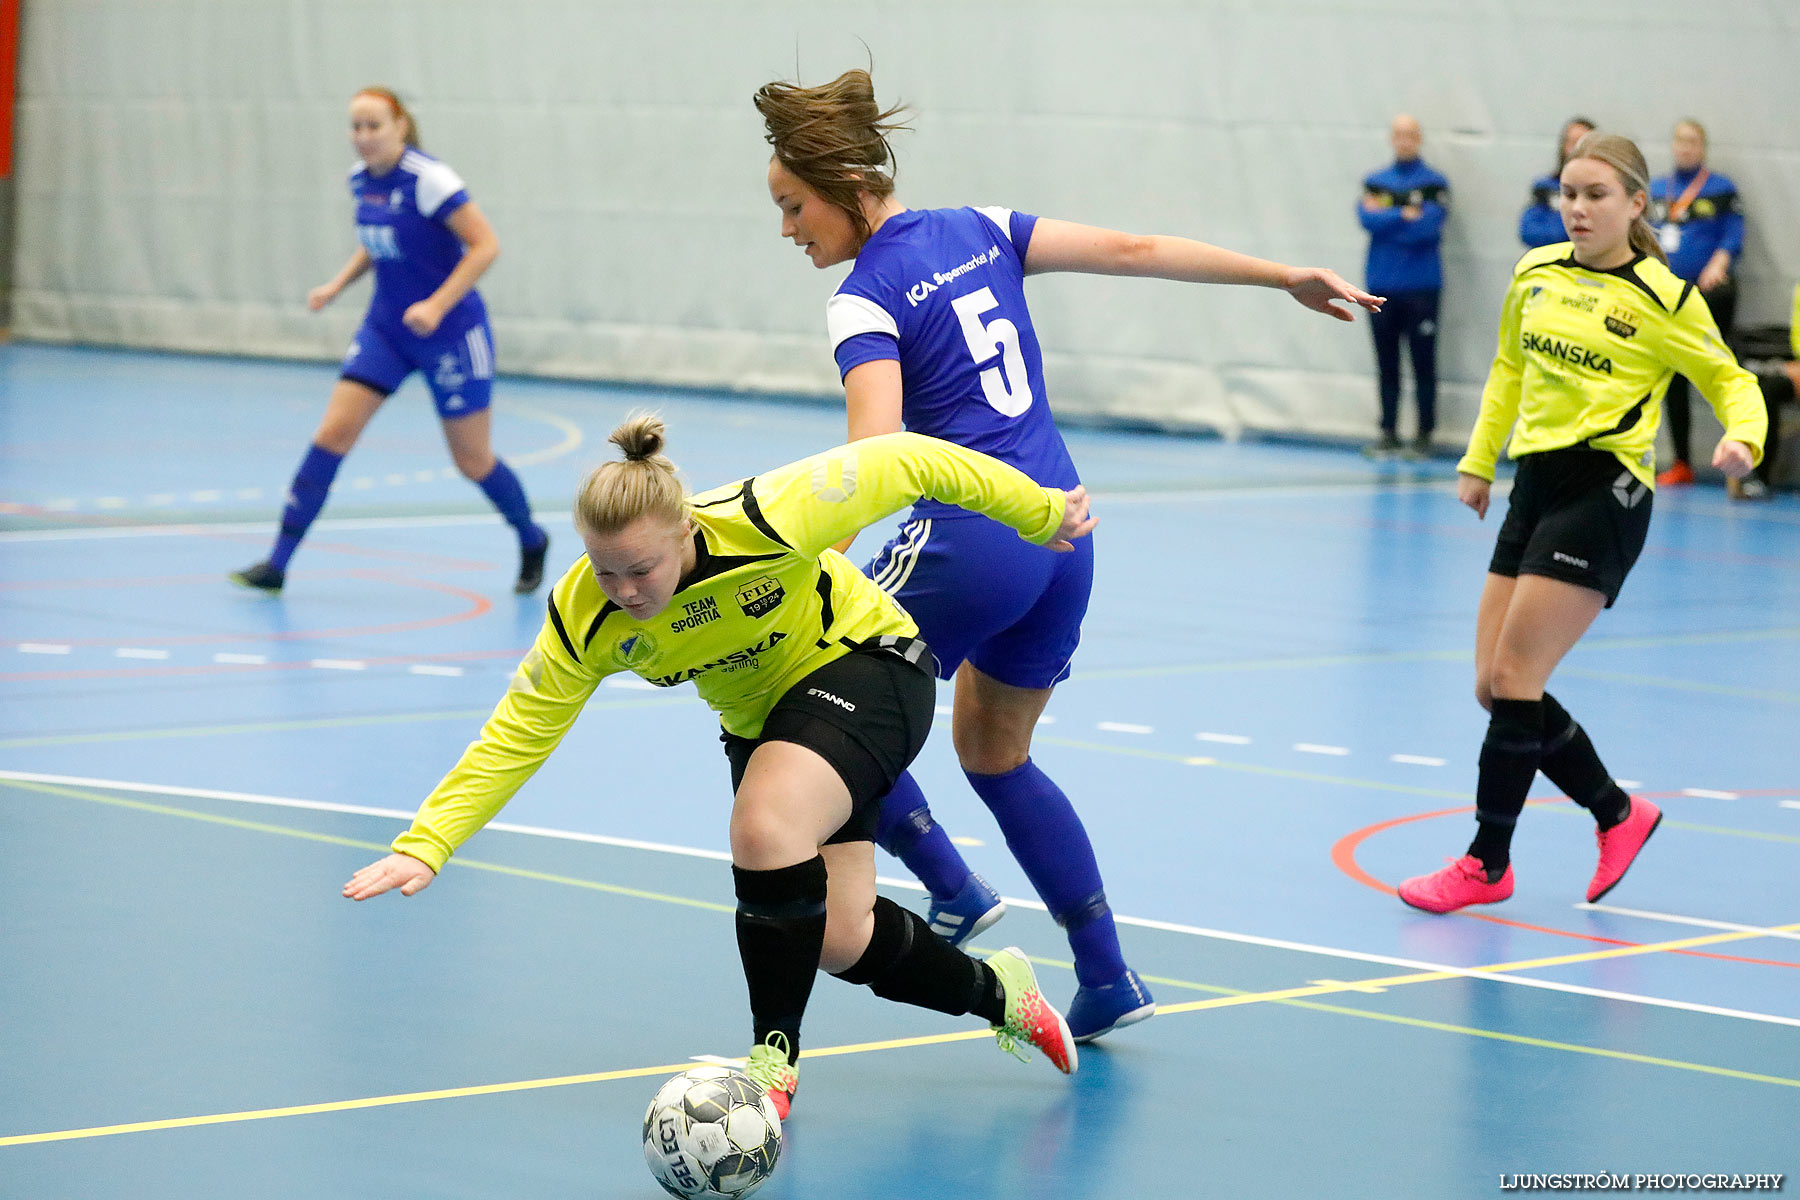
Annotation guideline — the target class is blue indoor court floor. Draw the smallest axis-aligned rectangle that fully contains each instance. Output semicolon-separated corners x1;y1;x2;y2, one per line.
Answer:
1;344;1796;1198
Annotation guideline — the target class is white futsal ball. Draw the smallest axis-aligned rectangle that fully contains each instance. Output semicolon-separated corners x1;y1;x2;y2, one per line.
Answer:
642;1065;783;1199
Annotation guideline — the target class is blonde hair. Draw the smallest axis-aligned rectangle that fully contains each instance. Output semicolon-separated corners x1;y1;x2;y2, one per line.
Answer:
574;414;687;536
753;68;910;243
355;86;421;147
1567;131;1667;265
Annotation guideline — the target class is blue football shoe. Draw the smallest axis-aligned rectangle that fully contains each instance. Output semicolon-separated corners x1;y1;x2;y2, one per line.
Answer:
925;874;1006;948
1066;968;1156;1043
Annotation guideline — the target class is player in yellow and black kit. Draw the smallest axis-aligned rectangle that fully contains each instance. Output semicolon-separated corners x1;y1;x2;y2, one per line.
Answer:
1398;133;1765;915
343;414;1089;1119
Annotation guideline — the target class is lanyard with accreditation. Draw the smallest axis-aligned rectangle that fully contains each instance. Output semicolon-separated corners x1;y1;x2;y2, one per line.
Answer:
1657;167;1709;256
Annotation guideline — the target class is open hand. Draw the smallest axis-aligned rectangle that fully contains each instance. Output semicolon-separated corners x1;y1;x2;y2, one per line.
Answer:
1285;267;1383;322
343;852;436;900
307;284;338;312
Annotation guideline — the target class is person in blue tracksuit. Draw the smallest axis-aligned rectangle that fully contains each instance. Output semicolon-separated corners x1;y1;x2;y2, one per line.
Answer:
1649;119;1746;487
756;68;1380;1044
1519;116;1597;249
231;87;549;594
1359;114;1450;459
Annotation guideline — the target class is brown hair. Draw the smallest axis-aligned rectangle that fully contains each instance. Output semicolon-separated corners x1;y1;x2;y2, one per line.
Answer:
1566;131;1667;265
753;69;909;243
1556;115;1596;170
355;87;421;147
574;414;687;536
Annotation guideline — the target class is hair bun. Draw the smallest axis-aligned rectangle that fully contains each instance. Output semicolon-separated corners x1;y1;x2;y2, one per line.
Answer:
609;413;667;462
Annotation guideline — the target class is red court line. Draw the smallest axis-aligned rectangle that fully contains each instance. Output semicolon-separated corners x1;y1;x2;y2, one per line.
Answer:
1332;797;1800;970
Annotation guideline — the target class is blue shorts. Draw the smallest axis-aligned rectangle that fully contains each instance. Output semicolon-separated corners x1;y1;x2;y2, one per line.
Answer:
340;316;495;419
865;513;1093;689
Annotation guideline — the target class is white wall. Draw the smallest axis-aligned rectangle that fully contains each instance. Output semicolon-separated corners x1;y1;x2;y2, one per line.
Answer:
10;0;1800;441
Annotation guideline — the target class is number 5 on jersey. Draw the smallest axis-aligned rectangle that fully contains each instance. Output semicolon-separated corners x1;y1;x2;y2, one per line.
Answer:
951;287;1033;417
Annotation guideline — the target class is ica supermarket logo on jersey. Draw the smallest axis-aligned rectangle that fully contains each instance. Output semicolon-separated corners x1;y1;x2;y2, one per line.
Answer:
906;244;1002;307
612;632;659;669
736;577;784;619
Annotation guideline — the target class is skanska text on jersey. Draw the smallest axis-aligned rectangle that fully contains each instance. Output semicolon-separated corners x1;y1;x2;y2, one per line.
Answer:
906;244;1004;307
1523;331;1614;374
648;631;788;687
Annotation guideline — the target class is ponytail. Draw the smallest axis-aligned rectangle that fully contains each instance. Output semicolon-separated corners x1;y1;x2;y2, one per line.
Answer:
753;68;910;243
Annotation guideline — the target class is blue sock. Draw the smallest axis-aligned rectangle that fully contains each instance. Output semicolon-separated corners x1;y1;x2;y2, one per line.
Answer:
875;770;972;901
965;758;1127;987
269;443;344;571
477;458;546;549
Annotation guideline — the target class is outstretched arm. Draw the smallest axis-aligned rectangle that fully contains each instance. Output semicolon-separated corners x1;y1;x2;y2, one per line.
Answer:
1021;218;1381;320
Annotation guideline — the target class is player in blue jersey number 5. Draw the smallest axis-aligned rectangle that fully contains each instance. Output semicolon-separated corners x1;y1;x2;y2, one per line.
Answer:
231;87;549;595
756;69;1381;1044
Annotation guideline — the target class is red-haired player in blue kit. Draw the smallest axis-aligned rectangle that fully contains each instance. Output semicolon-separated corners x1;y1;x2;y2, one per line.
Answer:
232;87;548;594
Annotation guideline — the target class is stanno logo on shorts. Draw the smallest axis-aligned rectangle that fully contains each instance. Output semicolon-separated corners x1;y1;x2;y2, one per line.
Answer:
1552;551;1590;569
807;687;856;712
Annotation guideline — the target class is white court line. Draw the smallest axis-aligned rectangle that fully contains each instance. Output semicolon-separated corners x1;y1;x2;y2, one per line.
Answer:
1390;754;1446;767
309;659;366;671
1098;721;1154;734
115;648;171;660
214;652;268;665
17;643;71;655
1682;788;1740;801
0;513;533;543
1617;779;1644;789
1294;743;1350;756
408;665;465;677
5;768;1795;1031
689;1055;745;1068
1197;732;1251;745
1782;801;1800;812
1578;902;1800;944
0;770;735;863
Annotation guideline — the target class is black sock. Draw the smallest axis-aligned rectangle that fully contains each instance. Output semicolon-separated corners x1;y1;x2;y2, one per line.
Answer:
1539;694;1632;830
1467;698;1545;877
832;896;1006;1025
733;858;829;1063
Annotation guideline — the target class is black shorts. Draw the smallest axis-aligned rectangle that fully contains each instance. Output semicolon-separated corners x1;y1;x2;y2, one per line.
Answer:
720;638;936;845
1489;447;1652;607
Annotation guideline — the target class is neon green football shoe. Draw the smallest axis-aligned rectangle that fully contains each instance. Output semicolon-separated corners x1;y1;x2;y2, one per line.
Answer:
985;946;1078;1075
742;1031;798;1121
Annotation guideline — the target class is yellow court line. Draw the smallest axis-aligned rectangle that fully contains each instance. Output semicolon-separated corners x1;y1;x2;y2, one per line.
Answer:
504;400;585;467
0;780;736;916
1151;919;1800;1020
4;780;1796;1149
0;1062;697;1147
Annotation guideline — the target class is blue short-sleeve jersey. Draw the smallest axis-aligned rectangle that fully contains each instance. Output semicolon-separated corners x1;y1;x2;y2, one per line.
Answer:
827;206;1079;519
349;149;486;333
